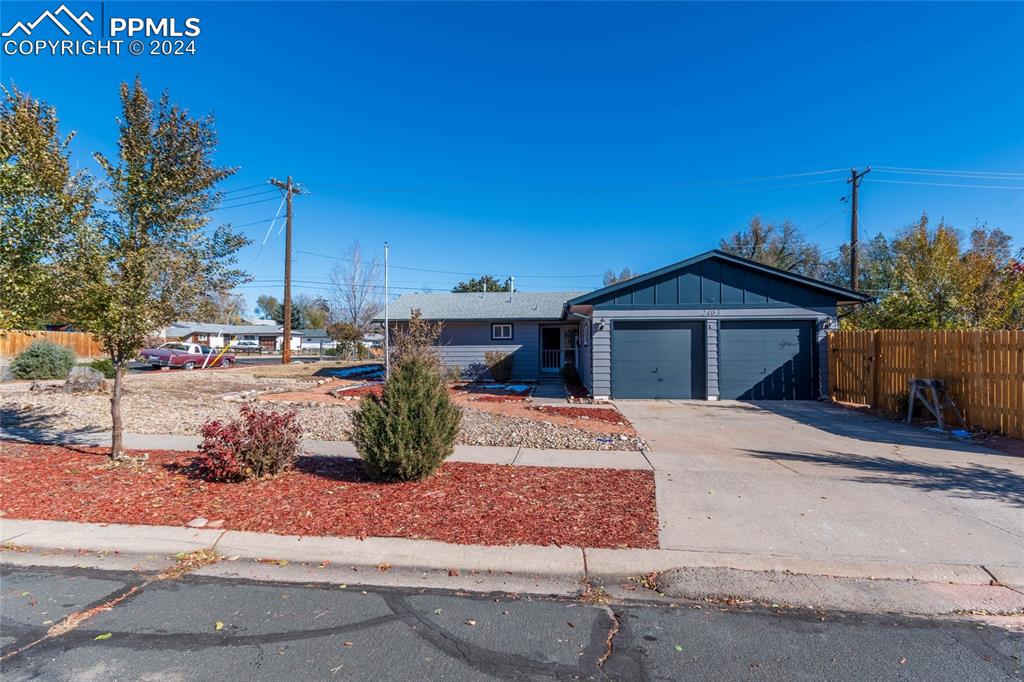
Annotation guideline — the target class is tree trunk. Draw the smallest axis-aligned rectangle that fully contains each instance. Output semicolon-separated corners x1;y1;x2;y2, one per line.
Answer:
110;359;124;460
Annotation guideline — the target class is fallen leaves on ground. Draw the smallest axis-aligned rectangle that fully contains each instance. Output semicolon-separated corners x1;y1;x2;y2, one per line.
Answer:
0;441;658;548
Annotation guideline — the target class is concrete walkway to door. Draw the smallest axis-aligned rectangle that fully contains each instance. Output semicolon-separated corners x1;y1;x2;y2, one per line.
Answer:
615;400;1024;578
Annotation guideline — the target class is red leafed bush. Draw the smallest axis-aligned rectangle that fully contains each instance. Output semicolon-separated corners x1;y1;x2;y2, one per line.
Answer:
196;404;303;482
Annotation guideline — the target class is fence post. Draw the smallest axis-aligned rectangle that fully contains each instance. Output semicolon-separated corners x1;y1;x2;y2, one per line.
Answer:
867;331;879;408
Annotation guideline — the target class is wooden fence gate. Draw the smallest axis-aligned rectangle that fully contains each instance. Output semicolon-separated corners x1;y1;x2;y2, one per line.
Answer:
828;330;1024;439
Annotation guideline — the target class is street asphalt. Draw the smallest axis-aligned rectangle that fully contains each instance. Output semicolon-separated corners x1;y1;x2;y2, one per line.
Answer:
1;564;1021;681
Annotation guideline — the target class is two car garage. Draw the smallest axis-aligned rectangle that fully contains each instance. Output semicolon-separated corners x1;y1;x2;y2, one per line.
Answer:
569;250;870;402
610;319;815;400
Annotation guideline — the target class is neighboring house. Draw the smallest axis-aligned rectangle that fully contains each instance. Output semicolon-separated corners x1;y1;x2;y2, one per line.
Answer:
293;328;337;350
382;250;870;400
165;322;282;351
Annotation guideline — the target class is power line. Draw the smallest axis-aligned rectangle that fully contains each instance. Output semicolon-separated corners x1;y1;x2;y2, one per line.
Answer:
217;188;279;204
221;182;270;195
303;177;844;199
211;196;281;211
302;167;849;195
232;216;286;228
873;165;1024;179
867;178;1024;190
295;248;603;279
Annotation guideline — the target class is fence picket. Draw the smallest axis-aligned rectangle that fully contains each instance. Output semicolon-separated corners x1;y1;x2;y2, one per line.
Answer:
829;329;1024;439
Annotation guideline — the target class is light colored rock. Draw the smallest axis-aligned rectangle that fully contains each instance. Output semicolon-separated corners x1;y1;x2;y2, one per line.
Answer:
187;517;209;528
64;366;109;393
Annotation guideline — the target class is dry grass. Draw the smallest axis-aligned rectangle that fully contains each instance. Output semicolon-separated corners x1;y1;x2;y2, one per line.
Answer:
244;360;373;379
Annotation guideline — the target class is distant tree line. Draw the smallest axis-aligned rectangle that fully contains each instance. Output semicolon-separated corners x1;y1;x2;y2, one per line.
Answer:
715;214;1023;330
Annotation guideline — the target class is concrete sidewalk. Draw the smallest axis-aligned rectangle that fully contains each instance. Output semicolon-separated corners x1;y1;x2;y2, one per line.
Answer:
0;428;651;470
3;518;1023;616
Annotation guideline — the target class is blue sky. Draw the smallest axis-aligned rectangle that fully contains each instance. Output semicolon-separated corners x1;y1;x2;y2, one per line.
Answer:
4;1;1023;309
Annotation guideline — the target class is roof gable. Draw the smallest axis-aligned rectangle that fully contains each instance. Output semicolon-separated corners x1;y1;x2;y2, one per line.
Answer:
568;250;870;307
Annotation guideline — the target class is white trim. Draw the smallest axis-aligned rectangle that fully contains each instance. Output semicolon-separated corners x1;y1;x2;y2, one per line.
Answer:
491;323;513;340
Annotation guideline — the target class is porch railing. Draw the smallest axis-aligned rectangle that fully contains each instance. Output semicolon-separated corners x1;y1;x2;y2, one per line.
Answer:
542;349;576;371
542;349;560;370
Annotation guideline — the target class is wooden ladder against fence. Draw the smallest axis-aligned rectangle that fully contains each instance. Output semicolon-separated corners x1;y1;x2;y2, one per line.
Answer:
0;331;106;359
828;330;1024;439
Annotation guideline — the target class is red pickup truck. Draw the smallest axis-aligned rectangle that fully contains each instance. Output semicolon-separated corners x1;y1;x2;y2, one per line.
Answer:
139;342;236;370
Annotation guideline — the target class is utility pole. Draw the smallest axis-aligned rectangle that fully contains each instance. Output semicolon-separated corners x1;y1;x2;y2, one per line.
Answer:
269;176;302;363
847;167;871;291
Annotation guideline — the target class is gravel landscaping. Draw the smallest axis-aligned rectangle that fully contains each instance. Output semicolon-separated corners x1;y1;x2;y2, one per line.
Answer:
0;442;659;548
0;371;645;451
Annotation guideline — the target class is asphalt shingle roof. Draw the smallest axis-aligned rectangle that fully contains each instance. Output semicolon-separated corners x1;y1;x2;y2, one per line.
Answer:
169;322;283;335
382;292;583;321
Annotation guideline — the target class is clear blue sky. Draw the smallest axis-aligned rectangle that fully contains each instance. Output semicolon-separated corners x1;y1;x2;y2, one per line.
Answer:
5;1;1023;309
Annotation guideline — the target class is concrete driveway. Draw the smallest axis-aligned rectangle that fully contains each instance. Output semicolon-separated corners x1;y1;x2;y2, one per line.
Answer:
615;400;1024;574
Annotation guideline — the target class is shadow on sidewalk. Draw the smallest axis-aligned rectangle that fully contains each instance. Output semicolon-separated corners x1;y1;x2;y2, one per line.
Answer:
744;448;1024;507
1;408;104;446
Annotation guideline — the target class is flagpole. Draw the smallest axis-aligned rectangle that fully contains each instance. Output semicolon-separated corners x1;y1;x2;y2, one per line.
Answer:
384;241;390;379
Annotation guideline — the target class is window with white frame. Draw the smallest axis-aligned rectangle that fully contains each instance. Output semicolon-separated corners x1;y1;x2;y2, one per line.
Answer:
491;323;513;340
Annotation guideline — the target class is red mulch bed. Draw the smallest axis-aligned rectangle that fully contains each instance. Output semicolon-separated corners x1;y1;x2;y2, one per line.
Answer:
0;442;658;549
533;406;631;426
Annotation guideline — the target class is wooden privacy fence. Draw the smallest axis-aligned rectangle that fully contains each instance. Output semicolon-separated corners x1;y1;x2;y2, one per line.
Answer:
0;331;106;359
829;330;1024;439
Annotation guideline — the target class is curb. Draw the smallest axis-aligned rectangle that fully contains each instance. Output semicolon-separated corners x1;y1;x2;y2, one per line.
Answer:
4;519;1022;599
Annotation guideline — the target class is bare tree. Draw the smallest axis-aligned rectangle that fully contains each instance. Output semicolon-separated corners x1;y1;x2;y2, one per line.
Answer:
329;241;382;330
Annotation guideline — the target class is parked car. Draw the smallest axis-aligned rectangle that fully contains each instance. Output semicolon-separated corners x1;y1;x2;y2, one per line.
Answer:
139;342;236;370
233;339;262;353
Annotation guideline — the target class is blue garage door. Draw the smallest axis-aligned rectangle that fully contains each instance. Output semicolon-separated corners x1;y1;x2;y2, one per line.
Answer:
612;321;706;399
718;320;814;400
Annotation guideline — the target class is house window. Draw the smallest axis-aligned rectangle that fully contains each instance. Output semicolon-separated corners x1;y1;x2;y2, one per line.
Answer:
491;323;513;340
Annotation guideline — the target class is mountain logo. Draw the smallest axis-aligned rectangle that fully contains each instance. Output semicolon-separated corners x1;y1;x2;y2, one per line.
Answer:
3;4;94;37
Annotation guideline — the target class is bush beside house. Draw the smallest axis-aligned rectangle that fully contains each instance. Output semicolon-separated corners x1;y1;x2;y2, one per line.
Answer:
483;351;513;382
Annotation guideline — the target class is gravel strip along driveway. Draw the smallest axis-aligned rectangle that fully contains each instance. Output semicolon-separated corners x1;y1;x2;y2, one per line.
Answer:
0;372;644;451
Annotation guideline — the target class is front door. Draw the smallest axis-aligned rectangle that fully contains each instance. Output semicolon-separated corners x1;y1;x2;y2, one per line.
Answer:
541;327;561;372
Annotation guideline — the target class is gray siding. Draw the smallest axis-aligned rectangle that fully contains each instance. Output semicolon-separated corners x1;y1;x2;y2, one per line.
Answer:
591;319;612;398
578;320;593;392
433;321;542;380
706;319;719;398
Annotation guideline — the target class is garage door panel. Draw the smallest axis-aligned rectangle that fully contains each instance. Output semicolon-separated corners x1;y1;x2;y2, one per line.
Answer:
612;321;705;399
719;321;814;400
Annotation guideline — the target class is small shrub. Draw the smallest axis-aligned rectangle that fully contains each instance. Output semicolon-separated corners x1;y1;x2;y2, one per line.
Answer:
196;404;303;482
84;358;116;378
352;357;462;481
10;341;75;380
445;364;463;384
356;344;371;360
392;310;444;372
484;351;513;382
560;363;581;387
